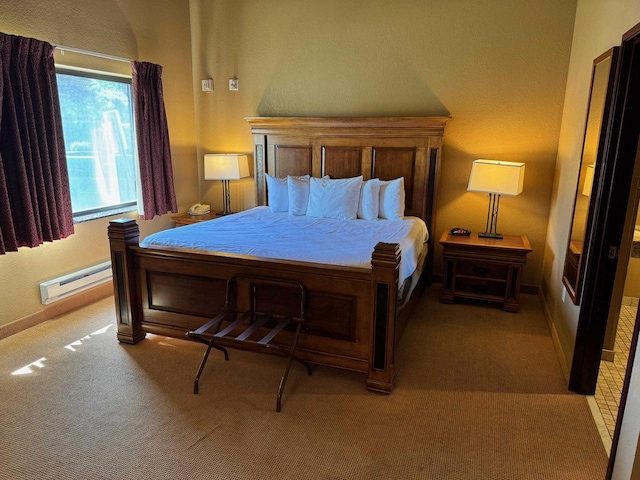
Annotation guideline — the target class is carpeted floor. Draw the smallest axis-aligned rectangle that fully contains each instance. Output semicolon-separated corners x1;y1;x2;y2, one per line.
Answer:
0;287;608;479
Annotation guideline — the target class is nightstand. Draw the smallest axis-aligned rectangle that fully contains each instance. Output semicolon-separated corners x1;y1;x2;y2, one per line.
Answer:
172;211;217;226
439;231;532;312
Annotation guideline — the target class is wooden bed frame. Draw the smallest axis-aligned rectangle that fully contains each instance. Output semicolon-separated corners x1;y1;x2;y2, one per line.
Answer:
108;116;448;393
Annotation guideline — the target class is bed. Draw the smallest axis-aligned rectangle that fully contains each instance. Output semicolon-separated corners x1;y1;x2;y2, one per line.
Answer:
108;116;449;393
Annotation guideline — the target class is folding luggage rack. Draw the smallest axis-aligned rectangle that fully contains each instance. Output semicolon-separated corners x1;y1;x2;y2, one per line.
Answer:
187;274;313;412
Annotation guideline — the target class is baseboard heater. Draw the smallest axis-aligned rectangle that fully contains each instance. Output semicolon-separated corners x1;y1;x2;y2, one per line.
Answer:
39;261;112;305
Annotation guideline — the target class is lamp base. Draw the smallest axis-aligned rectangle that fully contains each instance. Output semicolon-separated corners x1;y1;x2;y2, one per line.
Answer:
479;193;505;240
217;179;235;217
478;231;503;239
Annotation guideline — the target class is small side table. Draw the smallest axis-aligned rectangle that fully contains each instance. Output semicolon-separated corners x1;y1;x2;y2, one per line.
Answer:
172;211;217;226
439;232;532;312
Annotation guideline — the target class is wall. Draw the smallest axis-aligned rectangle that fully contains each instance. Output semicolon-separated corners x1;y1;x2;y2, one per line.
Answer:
623;208;640;298
189;0;576;287
624;260;640;298
540;0;640;477
0;0;198;327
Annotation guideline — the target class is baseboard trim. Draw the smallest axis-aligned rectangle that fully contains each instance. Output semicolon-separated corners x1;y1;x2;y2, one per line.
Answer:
602;349;616;362
0;311;46;341
586;395;612;455
0;282;113;341
538;288;571;382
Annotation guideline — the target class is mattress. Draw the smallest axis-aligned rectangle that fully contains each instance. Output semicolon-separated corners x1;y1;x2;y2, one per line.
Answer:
141;206;428;285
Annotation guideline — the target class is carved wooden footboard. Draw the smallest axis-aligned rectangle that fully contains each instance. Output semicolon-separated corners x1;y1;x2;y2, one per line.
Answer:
109;218;401;392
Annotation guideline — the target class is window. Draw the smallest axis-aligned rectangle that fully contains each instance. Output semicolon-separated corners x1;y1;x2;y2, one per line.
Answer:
56;69;138;220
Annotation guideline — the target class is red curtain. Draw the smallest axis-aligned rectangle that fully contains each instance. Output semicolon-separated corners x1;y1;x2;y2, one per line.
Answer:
131;61;177;220
0;33;73;254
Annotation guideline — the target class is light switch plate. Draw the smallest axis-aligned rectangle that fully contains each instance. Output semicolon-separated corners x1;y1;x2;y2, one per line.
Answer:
201;79;213;92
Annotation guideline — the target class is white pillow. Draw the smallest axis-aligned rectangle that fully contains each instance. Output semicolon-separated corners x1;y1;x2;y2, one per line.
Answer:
287;175;312;216
265;173;288;212
357;178;380;220
378;177;405;220
306;176;363;220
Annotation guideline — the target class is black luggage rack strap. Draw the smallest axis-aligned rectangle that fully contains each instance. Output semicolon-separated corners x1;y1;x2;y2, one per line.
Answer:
186;274;313;412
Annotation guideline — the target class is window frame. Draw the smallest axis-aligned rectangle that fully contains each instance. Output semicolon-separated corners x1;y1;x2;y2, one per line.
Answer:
55;66;139;223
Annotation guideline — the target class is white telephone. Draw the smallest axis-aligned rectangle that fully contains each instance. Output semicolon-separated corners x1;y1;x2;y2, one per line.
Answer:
188;203;211;216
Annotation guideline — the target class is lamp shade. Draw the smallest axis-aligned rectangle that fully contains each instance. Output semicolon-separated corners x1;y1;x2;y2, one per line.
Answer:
467;159;525;197
582;164;595;196
204;154;250;180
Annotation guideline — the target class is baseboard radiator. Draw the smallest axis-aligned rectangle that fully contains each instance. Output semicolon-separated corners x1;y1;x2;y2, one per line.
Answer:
39;261;112;305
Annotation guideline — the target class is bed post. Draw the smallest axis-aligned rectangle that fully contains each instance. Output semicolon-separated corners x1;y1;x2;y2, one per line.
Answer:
108;218;145;344
368;242;401;393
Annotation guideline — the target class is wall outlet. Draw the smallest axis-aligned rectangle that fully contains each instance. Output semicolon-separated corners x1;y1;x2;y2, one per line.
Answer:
229;78;239;91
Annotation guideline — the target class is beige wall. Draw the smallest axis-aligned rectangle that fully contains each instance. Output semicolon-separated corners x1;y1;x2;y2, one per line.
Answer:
624;258;640;298
189;0;576;287
623;208;640;298
0;0;198;327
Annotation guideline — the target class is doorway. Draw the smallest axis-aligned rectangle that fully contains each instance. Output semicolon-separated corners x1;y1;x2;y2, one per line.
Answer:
594;197;640;440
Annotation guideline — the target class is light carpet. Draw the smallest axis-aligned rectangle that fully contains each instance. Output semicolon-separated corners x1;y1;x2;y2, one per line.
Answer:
0;287;608;479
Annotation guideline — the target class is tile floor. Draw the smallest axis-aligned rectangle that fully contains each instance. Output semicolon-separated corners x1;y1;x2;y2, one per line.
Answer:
594;298;637;438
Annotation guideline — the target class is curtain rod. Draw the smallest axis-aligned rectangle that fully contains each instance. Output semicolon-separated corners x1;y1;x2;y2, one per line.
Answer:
54;44;131;64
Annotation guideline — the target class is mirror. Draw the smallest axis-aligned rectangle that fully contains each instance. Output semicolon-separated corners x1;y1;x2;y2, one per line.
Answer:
563;47;619;304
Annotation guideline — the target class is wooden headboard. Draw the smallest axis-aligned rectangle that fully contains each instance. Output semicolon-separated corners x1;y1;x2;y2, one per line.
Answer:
246;116;448;255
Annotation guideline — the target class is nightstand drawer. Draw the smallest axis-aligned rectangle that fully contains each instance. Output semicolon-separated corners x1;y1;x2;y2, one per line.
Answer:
456;260;508;280
455;277;507;299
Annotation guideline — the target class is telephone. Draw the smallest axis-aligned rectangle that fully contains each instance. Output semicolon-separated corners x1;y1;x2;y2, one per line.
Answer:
188;203;211;216
450;227;471;236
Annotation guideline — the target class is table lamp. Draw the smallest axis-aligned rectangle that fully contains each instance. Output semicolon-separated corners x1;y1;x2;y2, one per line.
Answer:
467;159;525;239
204;154;250;215
582;164;595;196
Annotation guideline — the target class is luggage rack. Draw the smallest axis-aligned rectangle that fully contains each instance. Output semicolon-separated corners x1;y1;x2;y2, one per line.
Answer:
187;274;313;412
